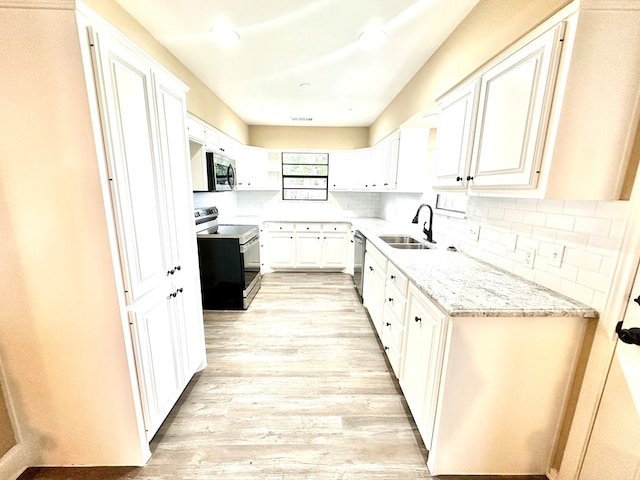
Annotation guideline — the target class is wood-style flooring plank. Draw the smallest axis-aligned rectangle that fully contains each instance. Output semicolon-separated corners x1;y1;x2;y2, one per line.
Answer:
19;273;546;480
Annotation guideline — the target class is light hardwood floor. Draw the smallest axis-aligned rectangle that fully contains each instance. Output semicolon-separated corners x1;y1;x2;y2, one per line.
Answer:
20;273;546;480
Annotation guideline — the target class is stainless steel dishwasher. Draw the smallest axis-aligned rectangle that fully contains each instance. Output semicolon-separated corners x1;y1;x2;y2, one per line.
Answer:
353;230;366;301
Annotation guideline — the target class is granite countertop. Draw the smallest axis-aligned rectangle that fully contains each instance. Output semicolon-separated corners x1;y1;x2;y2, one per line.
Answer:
352;219;599;319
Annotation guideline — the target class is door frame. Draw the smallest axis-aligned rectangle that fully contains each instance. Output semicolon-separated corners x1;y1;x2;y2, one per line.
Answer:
557;92;640;480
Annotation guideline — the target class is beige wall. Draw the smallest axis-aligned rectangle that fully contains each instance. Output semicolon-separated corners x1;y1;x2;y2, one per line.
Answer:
249;126;369;150
82;0;249;144
370;0;571;144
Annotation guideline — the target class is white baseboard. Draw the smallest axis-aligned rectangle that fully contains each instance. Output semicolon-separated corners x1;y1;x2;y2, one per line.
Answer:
0;444;28;480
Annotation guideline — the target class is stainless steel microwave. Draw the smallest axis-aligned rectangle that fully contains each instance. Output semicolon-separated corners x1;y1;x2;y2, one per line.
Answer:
203;152;236;192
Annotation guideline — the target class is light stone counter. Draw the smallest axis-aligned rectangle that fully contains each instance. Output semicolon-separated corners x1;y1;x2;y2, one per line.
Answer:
352;219;599;319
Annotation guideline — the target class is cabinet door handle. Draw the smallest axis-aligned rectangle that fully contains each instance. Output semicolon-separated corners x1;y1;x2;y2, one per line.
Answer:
467;175;474;181
456;176;463;182
385;322;391;327
384;346;389;351
415;316;422;323
388;297;393;303
369;266;374;271
390;275;396;280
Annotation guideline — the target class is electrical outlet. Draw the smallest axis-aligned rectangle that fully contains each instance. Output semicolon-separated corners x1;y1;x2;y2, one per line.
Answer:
469;223;480;241
523;248;536;268
549;245;565;267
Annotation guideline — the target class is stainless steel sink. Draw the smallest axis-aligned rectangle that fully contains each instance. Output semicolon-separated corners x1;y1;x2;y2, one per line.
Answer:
389;243;432;250
379;235;422;244
378;235;432;249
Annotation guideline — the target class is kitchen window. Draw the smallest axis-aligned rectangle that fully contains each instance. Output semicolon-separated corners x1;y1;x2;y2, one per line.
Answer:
282;152;329;201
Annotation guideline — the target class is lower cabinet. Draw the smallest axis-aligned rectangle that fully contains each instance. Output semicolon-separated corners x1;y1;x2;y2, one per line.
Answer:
362;250;387;336
263;222;350;272
129;286;186;441
362;239;588;475
399;284;447;450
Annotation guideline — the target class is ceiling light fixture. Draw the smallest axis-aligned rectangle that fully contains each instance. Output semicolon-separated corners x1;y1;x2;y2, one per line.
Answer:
358;27;387;48
209;25;240;48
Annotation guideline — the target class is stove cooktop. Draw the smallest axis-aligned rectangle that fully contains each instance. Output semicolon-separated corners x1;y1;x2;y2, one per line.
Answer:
196;223;259;244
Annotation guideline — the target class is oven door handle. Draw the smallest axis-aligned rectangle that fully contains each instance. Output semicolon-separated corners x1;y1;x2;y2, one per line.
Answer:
240;235;260;253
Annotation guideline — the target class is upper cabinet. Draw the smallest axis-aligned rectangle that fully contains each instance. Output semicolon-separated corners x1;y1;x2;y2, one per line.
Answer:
432;80;479;191
433;2;640;200
469;24;564;191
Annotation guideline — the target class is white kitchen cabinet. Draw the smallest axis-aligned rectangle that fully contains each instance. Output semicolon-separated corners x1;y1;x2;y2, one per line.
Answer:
237;145;279;190
362;244;387;336
432;80;479;191
380;262;408;377
321;232;349;268
433;3;640;200
89;18;206;445
395;128;430;192
266;233;296;269
328;150;354;190
263;222;350;272
296;231;323;268
468;24;564;191
399;284;447;450
186;115;205;143
91;25;169;304
128;286;184;441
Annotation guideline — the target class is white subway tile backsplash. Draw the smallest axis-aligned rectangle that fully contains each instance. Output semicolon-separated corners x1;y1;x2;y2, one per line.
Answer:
560;280;595;307
537;199;564;214
545;213;575;231
577;269;610;294
556;230;589;248
595;201;629;220
504;209;525;223
573;216;612;236
516;198;539;211
531;226;558;242
421;195;630;312
562;248;602;272
563;200;597;217
523;210;547;226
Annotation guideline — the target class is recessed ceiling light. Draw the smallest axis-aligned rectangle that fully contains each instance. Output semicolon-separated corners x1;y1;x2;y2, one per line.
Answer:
299;82;312;90
209;25;240;48
358;27;387;48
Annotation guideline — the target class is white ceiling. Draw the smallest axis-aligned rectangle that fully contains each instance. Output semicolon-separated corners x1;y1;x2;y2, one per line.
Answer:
114;0;479;127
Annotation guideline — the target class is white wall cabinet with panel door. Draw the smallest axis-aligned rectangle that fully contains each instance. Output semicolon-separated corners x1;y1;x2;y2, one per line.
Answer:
468;24;564;191
395;128;431;192
89;18;205;443
328;150;353;190
432;80;479;191
432;3;640;200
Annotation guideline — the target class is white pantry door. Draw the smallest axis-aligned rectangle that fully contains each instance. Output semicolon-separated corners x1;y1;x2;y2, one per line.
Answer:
579;264;640;480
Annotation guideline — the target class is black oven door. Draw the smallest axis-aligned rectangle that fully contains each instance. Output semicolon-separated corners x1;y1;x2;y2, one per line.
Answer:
241;235;261;303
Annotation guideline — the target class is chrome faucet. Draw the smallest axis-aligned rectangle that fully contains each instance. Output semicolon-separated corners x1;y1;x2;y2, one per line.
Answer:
412;204;436;244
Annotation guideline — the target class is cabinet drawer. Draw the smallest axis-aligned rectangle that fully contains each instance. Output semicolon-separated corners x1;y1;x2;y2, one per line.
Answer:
381;321;401;377
366;242;387;270
386;262;408;294
266;222;294;232
296;222;322;232
384;282;406;324
323;223;351;233
383;306;405;352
